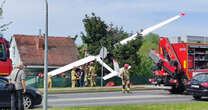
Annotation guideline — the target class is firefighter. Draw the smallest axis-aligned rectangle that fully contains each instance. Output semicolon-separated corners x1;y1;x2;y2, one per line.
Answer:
121;64;130;93
89;62;96;87
84;67;89;87
71;66;77;88
48;75;52;88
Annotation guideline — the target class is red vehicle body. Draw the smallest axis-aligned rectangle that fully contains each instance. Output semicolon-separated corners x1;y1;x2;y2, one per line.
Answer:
149;37;208;93
0;36;12;76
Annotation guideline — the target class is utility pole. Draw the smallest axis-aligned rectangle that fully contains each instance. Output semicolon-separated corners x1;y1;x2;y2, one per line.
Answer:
43;0;48;110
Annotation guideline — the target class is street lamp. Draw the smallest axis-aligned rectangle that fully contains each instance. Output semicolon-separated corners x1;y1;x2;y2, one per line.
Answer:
43;0;48;110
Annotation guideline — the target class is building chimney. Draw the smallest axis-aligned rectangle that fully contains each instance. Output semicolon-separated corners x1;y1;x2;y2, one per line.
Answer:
36;29;44;50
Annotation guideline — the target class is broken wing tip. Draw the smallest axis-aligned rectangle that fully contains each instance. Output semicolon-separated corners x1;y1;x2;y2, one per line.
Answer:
180;13;185;16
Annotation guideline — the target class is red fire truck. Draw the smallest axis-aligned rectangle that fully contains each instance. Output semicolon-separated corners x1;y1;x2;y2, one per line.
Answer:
149;36;208;93
0;35;12;76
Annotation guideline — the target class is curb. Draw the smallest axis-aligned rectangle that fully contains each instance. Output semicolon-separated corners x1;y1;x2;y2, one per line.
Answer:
38;86;160;94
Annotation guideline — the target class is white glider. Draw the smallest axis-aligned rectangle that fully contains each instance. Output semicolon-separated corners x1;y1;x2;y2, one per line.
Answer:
48;13;185;79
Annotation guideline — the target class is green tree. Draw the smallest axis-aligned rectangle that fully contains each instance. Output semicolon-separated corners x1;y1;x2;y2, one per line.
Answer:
137;33;159;77
81;13;108;55
80;13;122;76
80;13;144;76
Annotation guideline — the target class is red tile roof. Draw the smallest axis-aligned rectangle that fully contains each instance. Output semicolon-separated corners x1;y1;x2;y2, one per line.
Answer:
13;34;79;66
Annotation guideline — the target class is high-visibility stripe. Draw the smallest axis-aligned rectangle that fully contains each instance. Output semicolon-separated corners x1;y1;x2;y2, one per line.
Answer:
184;60;187;69
160;47;163;55
0;73;9;75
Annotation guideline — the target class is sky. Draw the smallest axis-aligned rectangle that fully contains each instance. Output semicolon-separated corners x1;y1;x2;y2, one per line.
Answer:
1;0;208;45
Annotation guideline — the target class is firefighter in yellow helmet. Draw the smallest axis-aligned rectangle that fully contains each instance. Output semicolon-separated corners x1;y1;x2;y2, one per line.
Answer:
71;66;77;88
121;64;130;93
89;62;96;87
84;67;89;87
48;75;52;88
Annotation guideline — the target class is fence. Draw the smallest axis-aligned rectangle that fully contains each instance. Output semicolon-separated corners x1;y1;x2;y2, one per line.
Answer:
25;75;150;88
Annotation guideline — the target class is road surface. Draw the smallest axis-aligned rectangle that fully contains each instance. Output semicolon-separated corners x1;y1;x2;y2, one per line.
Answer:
35;90;196;108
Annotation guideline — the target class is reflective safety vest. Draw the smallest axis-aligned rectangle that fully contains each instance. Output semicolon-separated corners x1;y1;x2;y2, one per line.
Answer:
121;69;130;80
71;70;77;80
89;66;95;77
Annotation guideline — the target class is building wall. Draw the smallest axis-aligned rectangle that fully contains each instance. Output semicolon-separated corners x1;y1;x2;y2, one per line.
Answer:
169;35;208;43
10;37;22;67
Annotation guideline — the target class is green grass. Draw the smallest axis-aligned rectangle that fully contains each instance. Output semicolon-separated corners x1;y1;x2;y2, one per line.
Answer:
34;102;208;110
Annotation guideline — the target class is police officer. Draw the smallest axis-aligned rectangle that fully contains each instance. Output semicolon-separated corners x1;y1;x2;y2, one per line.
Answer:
71;66;77;88
121;64;130;93
89;62;96;87
84;67;89;87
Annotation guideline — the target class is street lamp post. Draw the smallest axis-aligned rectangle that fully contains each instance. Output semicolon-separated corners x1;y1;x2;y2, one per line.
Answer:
43;0;48;110
101;47;104;87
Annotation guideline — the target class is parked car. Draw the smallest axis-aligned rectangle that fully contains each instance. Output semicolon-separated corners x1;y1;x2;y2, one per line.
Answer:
187;73;208;100
0;77;42;109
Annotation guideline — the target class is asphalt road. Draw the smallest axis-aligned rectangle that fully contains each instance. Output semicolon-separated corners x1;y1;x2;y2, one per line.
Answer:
35;90;196;108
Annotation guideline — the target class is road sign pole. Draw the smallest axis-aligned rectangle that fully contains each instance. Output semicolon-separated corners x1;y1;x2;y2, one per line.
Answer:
99;47;107;87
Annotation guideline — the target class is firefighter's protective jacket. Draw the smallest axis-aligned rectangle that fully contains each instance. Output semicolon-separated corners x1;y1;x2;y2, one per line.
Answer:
71;70;77;81
89;66;96;77
121;69;130;81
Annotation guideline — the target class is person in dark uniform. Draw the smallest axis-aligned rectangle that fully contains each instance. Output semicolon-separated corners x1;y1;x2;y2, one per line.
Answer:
84;67;89;87
79;66;85;87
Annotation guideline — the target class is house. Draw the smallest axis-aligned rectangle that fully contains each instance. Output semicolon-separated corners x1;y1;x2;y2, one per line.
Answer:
10;34;79;76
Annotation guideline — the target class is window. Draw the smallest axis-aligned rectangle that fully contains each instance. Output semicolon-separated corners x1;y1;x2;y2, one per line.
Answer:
0;79;7;87
0;43;6;61
193;74;208;82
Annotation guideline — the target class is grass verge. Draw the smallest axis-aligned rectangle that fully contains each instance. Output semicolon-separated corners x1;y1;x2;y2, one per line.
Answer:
34;102;208;110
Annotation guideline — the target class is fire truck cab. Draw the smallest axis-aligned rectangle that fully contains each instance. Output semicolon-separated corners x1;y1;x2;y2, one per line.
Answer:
0;35;12;76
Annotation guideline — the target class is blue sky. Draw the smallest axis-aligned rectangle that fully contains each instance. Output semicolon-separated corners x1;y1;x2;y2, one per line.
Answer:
1;0;208;45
